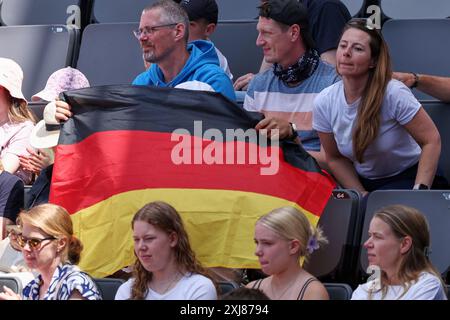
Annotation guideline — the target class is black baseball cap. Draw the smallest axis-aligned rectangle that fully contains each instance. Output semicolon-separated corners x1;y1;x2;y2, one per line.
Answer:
179;0;219;25
258;0;315;49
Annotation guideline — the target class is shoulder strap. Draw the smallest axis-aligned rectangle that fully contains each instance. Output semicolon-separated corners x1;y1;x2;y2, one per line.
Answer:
252;279;263;290
297;277;318;300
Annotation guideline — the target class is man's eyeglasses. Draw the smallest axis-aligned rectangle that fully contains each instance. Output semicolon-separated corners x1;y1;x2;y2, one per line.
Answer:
133;23;178;38
17;234;56;250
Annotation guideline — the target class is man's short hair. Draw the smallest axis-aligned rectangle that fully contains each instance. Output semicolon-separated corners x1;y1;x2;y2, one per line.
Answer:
179;0;219;25
143;0;190;42
258;0;315;50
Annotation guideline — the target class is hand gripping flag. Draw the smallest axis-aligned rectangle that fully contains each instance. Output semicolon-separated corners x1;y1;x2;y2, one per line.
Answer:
50;85;335;277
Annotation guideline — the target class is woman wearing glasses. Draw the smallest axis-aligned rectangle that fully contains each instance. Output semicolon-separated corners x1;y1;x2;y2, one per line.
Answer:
0;204;101;300
312;19;446;195
115;201;217;300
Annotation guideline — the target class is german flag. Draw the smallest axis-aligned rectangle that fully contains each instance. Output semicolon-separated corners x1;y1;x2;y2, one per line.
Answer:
50;85;335;277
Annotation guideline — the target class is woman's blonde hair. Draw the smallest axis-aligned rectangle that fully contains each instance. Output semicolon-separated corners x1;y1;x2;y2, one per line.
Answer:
257;206;327;264
17;204;82;264
339;20;392;163
1;87;36;124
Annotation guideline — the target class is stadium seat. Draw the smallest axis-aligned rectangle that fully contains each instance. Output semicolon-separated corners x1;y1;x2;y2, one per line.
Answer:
359;190;450;282
218;280;239;296
76;22;143;86
216;0;260;21
324;282;353;300
381;0;450;19
0;275;22;294
209;20;263;79
340;0;365;17
0;0;84;26
382;19;450;100
0;25;78;100
94;277;125;300
422;101;450;184
303;189;363;287
28;102;47;122
91;0;151;23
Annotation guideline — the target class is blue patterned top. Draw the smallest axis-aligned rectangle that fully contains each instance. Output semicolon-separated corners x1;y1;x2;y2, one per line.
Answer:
22;263;101;300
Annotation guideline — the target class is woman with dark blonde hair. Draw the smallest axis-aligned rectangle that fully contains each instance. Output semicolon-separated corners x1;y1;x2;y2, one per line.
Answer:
0;203;101;300
115;201;217;300
247;206;329;300
353;204;447;300
313;19;445;195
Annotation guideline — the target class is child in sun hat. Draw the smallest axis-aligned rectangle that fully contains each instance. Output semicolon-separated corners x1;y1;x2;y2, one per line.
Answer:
19;67;90;208
0;58;36;184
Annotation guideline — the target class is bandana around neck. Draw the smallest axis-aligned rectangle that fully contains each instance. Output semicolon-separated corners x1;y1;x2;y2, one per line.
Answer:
273;49;320;85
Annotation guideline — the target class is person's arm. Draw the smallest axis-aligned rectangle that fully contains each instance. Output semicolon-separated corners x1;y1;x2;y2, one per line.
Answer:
255;117;293;140
302;281;330;300
318;132;367;196
307;149;328;171
68;289;86;300
403;107;441;188
393;72;450;103
18;148;52;175
1;154;20;174
233;59;272;91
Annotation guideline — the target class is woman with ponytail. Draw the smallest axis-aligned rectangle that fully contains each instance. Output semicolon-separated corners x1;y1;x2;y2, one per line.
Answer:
313;18;444;195
0;204;101;300
247;206;329;300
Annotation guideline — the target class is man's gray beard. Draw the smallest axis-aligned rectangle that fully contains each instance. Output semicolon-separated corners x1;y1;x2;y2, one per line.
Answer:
143;52;157;64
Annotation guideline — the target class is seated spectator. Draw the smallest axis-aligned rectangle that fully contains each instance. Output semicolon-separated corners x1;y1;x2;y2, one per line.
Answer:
247;206;329;300
233;0;351;90
221;287;270;300
19;67;90;208
352;205;447;300
0;225;35;288
313;18;446;195
393;72;450;103
178;0;233;79
0;204;101;300
242;0;339;168
0;225;27;272
0;58;36;184
0;162;23;239
55;0;236;122
115;201;217;300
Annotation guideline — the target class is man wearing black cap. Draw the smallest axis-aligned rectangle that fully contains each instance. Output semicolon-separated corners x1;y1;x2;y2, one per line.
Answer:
243;0;340;168
178;0;233;79
234;0;350;90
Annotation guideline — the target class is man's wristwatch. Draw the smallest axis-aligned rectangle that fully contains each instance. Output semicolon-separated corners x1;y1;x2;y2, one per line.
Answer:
289;122;298;140
410;72;420;89
413;183;430;190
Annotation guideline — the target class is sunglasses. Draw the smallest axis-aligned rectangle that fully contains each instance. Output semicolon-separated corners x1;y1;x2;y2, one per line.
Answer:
17;234;56;250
